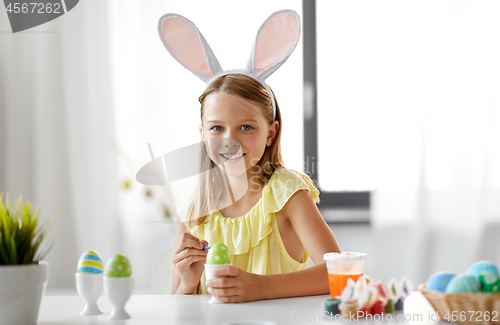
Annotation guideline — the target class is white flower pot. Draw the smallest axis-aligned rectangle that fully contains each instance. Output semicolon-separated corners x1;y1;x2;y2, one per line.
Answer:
0;261;48;325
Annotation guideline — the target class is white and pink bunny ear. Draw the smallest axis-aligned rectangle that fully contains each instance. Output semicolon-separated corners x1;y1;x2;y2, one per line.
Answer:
245;9;301;80
158;14;223;82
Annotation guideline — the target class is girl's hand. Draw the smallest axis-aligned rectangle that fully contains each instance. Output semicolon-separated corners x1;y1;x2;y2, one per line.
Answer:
205;266;267;303
172;232;209;290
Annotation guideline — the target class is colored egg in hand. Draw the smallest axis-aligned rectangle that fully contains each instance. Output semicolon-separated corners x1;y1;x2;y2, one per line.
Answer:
467;261;499;278
445;274;480;294
426;271;455;292
105;254;132;277
77;250;103;274
206;243;231;265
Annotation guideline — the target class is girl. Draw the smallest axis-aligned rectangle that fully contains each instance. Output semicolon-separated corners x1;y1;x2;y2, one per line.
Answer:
172;74;341;301
159;11;341;302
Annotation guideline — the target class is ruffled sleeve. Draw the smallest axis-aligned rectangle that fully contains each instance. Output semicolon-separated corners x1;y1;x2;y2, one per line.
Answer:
266;168;320;206
189;168;319;256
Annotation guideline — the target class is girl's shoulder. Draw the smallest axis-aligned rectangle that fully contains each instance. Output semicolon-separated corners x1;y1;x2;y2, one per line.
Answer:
266;168;320;204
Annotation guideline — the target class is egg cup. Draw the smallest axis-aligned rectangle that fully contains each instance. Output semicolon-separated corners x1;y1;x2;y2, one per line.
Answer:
103;276;134;320
75;273;103;315
205;263;231;304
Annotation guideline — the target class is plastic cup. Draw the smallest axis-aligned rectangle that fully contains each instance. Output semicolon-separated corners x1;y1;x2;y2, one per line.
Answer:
323;252;366;299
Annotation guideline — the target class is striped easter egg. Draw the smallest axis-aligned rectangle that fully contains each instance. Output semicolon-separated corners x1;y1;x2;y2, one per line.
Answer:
445;274;480;294
77;250;104;274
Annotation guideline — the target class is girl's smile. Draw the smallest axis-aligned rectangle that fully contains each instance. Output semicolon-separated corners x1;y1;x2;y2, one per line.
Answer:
219;152;246;163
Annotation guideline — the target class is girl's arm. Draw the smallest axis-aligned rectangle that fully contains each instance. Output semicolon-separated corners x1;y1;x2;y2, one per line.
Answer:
263;265;330;299
262;189;340;298
171;222;192;294
172;220;208;294
207;189;341;302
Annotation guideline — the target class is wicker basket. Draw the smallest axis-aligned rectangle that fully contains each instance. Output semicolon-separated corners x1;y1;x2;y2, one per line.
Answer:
419;284;500;324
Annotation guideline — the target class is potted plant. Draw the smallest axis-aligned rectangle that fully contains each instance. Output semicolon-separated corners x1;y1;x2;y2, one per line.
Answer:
0;193;57;325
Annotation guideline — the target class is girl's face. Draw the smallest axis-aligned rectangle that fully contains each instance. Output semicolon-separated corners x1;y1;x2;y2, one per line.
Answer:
200;93;278;177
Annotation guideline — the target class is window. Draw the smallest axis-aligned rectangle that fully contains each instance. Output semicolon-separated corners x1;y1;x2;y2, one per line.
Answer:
304;0;369;222
312;0;500;222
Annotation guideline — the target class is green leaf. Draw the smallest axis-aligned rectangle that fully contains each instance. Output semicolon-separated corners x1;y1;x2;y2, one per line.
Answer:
0;193;5;218
9;237;17;264
0;244;9;265
0;193;58;265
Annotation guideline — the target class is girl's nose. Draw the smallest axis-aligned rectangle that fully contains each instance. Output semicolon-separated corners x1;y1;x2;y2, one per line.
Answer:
223;137;240;149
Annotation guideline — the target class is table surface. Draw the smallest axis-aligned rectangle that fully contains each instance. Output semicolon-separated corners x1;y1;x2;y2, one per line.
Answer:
39;292;444;325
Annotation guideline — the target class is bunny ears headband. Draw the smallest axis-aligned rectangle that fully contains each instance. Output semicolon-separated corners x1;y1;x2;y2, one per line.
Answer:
157;9;301;120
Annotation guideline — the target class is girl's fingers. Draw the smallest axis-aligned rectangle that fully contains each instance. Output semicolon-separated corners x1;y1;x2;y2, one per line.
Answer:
173;241;201;255
213;295;239;303
209;286;239;297
213;265;239;277
173;235;204;255
172;248;207;264
206;276;236;289
175;255;207;269
173;248;207;264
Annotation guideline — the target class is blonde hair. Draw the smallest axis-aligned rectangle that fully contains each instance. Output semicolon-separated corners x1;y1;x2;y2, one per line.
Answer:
185;74;316;230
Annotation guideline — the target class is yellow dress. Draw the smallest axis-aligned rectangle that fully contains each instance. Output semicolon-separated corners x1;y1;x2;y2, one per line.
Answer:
178;168;320;294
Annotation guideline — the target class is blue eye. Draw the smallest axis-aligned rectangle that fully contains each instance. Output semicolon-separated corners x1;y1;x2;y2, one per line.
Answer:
211;126;223;131
241;125;252;130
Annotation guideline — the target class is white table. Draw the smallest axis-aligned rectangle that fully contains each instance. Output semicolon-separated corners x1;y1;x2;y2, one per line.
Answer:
39;292;443;325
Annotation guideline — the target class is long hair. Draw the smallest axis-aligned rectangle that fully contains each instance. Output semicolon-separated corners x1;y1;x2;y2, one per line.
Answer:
185;74;315;229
